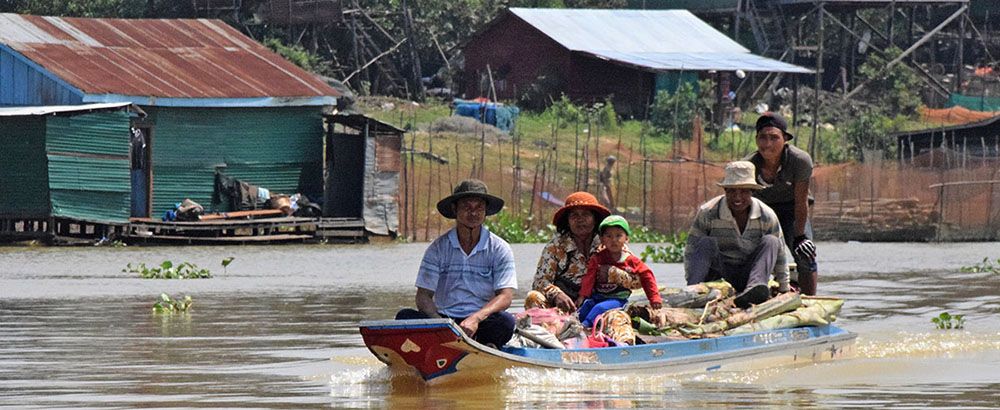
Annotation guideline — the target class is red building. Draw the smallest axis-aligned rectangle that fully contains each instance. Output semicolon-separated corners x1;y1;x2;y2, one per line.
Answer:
463;8;810;117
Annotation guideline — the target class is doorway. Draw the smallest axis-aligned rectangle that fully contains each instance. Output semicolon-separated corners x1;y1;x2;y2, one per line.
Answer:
129;126;152;218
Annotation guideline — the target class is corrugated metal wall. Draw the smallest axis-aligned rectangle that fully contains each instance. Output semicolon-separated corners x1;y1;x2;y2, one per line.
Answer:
45;111;131;222
0;116;50;216
0;46;83;106
144;107;324;215
363;134;400;235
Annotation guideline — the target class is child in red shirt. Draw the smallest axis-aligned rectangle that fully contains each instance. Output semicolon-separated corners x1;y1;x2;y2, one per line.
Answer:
575;215;663;328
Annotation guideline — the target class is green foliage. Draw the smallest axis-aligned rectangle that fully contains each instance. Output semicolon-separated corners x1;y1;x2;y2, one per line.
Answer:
152;293;193;314
543;95;585;125
931;312;965;330
628;226;669;243
221;257;235;274
0;0;192;17
639;231;688;263
124;260;212;279
263;38;332;76
588;98;618;131
960;257;1000;274
842;110;897;161
857;46;921;118
649;80;714;140
485;211;555;243
538;95;617;130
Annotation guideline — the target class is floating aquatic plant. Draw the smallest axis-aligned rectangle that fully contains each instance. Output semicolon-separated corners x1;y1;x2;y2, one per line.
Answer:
221;256;234;274
124;260;212;279
931;312;965;330
484;211;554;243
152;293;193;314
640;232;687;263
960;257;1000;274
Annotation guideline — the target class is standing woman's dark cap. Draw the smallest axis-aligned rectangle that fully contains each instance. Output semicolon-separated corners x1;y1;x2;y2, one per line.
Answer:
755;112;794;140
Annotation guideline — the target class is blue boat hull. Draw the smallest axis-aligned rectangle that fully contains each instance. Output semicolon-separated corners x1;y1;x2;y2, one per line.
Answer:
359;319;857;385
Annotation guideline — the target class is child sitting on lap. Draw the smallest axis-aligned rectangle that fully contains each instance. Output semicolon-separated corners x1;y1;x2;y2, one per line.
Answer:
575;215;663;328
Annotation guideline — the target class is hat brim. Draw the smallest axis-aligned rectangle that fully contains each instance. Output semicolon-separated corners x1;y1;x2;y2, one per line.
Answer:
436;192;505;219
553;203;611;230
717;182;764;190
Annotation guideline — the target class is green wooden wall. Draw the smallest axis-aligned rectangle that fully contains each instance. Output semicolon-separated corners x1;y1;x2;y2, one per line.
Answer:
143;107;324;215
46;111;132;222
0;116;50;216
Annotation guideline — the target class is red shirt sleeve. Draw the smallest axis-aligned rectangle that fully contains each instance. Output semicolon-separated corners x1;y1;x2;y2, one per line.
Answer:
626;255;662;304
580;253;600;299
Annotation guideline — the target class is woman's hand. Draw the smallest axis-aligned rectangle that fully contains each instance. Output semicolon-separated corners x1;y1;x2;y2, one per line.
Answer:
596;265;611;284
554;292;577;312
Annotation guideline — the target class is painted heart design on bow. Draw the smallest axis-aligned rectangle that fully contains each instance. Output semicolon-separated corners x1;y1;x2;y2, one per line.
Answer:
400;339;421;353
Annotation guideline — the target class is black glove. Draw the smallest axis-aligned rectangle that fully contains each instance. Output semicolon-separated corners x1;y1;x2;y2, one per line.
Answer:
793;235;816;260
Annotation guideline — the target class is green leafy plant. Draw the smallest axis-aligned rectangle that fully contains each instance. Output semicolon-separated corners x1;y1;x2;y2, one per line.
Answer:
152;293;193;314
639;231;688;263
931;312;965;329
221;257;235;274
629;226;670;243
485;211;555;243
649;79;714;140
124;260;212;279
960;257;1000;274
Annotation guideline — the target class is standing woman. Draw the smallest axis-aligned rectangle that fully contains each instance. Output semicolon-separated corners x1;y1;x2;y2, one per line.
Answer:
526;192;610;313
745;113;818;295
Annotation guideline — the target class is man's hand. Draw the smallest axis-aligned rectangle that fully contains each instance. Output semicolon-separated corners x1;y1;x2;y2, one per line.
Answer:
650;301;662;310
794;235;816;260
459;315;482;337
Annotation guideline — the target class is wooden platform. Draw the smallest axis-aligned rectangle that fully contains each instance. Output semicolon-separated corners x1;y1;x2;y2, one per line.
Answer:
124;216;366;245
1;215;367;245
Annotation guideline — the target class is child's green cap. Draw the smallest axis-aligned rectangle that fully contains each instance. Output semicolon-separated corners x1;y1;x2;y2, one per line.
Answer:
598;215;631;236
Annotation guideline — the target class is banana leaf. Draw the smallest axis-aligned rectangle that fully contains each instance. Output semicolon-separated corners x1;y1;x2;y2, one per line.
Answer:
725;297;844;335
677;292;802;337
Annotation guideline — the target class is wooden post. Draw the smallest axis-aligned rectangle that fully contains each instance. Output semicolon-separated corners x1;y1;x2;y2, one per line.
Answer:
811;3;824;159
957;6;965;94
642;158;648;226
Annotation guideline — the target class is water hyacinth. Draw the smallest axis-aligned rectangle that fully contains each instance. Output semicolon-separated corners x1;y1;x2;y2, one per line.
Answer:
484;211;554;243
152;293;193;314
640;232;687;263
124;260;212;279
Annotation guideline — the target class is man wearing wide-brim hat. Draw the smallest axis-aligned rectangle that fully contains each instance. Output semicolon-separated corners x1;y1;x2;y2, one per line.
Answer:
683;161;790;309
395;179;517;348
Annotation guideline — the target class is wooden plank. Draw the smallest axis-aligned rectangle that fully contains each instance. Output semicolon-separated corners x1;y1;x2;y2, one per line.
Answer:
197;209;285;221
125;233;312;243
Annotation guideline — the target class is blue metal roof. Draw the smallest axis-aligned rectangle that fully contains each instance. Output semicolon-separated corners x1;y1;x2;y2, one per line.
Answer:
510;8;812;74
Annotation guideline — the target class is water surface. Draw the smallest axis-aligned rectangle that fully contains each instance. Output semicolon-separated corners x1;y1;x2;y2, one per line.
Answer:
2;242;999;408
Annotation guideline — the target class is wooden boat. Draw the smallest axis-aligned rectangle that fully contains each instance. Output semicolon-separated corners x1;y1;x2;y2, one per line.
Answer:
359;318;856;385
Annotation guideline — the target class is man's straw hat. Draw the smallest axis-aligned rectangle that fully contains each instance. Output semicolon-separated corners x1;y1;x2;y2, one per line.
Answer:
717;161;764;190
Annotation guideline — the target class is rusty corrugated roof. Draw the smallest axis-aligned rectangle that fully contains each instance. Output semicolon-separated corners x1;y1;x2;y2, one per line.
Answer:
0;13;339;101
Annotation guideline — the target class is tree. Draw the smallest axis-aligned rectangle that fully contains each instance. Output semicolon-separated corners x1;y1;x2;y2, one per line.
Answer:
649;79;714;140
857;46;922;118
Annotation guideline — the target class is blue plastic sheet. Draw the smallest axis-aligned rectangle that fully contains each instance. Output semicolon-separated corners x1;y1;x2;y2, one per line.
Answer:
453;99;520;132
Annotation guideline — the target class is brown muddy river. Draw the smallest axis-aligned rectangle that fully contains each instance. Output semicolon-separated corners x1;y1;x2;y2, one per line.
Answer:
1;242;999;408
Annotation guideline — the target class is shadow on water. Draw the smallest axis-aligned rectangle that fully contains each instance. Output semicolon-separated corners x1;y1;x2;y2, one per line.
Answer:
1;242;999;407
